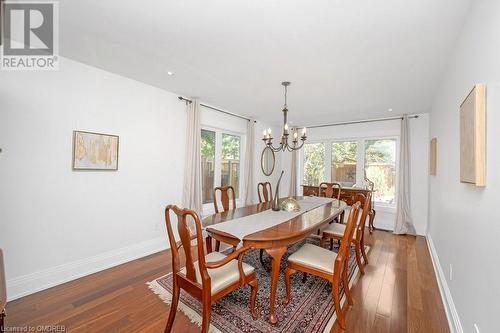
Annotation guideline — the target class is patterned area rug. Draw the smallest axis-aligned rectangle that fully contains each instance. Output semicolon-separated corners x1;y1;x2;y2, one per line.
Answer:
148;238;369;333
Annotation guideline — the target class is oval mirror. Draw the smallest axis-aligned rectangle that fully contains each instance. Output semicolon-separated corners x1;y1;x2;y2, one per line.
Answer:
261;146;275;176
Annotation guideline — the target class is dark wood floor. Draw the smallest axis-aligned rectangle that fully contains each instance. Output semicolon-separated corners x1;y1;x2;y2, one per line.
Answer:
5;231;449;333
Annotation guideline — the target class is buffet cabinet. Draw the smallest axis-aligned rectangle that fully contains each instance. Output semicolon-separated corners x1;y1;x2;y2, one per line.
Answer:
301;185;376;232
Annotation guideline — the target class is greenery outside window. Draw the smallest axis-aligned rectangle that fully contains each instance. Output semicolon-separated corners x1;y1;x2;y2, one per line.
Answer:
331;141;357;187
303;143;325;186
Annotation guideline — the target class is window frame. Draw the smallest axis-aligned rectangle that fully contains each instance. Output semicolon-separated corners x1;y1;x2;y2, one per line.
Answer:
299;135;399;210
200;125;246;214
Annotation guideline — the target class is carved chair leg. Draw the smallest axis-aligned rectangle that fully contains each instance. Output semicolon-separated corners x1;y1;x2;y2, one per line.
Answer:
343;258;354;306
330;238;334;251
259;249;265;265
369;210;376;233
201;301;212;333
354;242;365;275
164;280;180;333
248;277;259;319
361;241;369;265
332;276;345;329
282;266;295;305
215;240;220;252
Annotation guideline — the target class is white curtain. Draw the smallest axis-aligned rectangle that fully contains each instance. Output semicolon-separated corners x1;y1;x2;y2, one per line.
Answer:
289;149;298;197
243;120;255;205
394;115;415;234
182;100;203;215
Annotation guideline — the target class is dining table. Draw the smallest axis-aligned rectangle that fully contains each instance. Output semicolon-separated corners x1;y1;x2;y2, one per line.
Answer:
202;196;347;324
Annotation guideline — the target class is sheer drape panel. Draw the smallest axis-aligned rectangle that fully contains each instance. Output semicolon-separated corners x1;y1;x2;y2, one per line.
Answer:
394;115;415;234
182;100;203;215
289;149;298;197
243;120;255;205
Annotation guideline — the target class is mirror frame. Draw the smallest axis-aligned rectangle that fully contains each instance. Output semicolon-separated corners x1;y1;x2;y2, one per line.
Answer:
261;146;276;176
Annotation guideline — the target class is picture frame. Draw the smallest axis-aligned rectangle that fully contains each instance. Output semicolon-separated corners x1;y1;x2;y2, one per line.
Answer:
459;84;486;186
72;130;119;170
430;138;437;176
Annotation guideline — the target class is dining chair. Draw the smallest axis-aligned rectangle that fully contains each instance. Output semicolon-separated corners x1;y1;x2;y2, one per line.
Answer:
257;182;273;264
282;201;361;329
0;249;6;333
257;182;272;203
320;192;372;275
213;186;236;213
212;186;236;251
319;182;344;222
164;205;258;333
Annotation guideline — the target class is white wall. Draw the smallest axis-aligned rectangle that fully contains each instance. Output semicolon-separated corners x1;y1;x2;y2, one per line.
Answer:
0;57;275;300
0;57;187;299
280;115;430;235
428;1;500;332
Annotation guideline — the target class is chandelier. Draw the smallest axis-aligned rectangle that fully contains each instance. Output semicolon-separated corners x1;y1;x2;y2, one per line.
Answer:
262;81;307;152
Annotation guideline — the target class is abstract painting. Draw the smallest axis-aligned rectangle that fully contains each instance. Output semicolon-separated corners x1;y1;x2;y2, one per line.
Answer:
459;84;486;186
72;131;119;170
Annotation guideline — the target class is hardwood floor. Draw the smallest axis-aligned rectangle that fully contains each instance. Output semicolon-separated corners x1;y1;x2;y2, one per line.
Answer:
5;231;449;333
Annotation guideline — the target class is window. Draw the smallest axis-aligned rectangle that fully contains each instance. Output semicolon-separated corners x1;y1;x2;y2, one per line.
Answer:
201;129;216;204
364;139;397;205
221;134;241;198
300;137;398;208
303;143;325;186
331;141;357;187
200;128;243;207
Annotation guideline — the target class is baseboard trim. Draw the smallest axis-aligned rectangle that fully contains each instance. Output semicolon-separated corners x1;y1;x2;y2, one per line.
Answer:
425;233;463;333
7;237;168;301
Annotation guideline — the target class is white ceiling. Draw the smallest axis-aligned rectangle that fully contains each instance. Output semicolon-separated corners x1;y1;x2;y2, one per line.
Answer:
59;0;471;126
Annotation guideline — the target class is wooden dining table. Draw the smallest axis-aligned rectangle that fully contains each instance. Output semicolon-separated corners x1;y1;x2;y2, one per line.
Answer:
202;196;347;324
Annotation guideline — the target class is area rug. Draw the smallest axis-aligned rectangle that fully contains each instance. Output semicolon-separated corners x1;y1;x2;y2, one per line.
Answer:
148;239;369;333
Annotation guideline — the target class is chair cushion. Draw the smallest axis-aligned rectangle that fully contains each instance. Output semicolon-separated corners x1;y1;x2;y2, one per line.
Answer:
287;243;337;274
181;251;255;294
323;223;357;239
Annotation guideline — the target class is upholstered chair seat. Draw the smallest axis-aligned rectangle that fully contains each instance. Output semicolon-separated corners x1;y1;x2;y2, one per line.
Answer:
323;223;357;239
181;251;255;294
287;243;338;274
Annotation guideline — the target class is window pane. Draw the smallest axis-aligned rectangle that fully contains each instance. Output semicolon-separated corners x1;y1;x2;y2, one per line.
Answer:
221;133;240;198
364;139;396;204
201;129;215;204
303;143;325;186
331;141;357;187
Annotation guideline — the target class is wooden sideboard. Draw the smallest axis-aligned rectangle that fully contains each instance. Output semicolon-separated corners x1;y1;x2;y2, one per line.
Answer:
301;185;376;232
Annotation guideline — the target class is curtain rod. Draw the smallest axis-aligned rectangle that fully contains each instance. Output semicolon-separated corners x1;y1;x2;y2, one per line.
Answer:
305;115;419;129
178;96;255;122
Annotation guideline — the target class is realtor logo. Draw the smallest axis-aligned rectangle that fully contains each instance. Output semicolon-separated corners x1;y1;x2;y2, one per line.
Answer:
1;1;59;70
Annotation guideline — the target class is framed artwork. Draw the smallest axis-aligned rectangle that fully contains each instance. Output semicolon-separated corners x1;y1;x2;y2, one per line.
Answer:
459;84;486;186
72;130;119;170
430;138;437;176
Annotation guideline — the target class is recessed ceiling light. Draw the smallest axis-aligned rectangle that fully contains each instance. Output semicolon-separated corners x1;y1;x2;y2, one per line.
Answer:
167;71;174;76
388;108;393;112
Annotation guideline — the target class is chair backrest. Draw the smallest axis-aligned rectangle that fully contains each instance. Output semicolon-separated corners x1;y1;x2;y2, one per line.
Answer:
319;182;342;201
164;205;208;286
0;249;6;312
334;201;361;272
257;182;272;203
213;186;236;213
353;192;372;242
